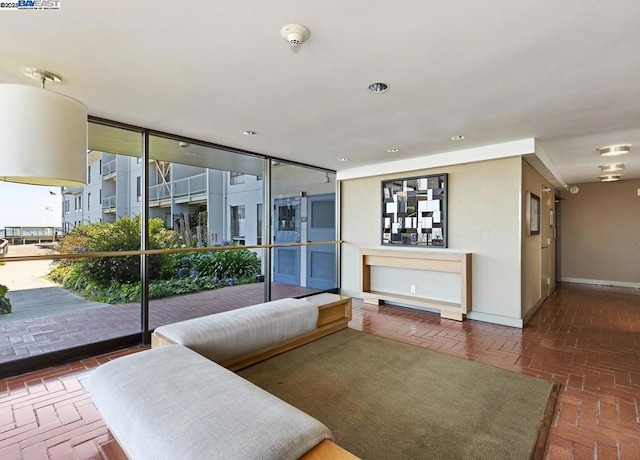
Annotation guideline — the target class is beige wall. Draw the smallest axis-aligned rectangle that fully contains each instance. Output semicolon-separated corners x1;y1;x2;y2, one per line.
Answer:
560;179;640;286
340;156;524;325
521;160;556;321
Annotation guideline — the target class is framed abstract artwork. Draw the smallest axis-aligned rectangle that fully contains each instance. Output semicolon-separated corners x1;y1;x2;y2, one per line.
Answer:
381;173;447;247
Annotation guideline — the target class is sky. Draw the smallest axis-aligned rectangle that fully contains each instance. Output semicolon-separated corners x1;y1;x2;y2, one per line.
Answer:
0;182;62;229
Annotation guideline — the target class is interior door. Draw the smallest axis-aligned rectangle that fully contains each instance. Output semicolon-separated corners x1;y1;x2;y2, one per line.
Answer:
273;198;301;285
306;194;336;290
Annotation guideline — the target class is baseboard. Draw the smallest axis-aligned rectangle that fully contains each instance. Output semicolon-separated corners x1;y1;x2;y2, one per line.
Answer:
561;278;640;289
466;311;523;328
349;291;524;328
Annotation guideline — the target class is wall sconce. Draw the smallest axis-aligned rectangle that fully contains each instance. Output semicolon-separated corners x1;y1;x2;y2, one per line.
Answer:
0;69;88;186
542;186;552;193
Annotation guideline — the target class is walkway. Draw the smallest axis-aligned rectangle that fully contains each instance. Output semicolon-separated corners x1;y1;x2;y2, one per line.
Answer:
0;245;319;364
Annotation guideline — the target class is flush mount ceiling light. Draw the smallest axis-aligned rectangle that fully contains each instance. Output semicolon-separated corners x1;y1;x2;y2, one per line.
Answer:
243;130;257;136
598;174;621;182
597;144;631;157
0;68;88;186
599;163;625;173
337;157;349;162
387;148;400;153
368;82;389;94
451;135;466;141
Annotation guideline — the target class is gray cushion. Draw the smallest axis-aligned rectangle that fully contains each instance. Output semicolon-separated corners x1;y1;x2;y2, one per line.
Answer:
154;298;319;363
88;345;332;460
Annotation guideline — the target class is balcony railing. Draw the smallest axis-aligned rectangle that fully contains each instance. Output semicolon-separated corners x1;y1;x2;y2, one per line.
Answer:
149;183;171;202
102;195;116;212
102;159;117;177
173;173;207;199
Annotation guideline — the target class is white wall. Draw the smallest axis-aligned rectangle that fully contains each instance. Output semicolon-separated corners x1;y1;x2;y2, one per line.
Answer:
340;156;524;326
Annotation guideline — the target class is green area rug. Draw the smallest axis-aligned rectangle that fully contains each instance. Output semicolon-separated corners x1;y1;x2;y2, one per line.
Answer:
239;328;558;460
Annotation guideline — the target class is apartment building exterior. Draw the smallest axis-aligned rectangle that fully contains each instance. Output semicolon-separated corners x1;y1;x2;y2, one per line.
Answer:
61;151;337;290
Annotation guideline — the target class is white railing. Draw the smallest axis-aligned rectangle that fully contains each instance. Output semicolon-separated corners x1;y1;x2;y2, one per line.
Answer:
173;173;207;198
102;195;116;211
149;183;171;202
102;159;116;176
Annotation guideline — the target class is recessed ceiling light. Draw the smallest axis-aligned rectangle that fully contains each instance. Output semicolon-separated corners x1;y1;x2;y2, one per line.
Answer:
597;144;630;157
367;82;389;94
451;135;466;141
598;174;621;182
599;163;625;173
387;148;400;153
337;157;349;162
243;130;257;136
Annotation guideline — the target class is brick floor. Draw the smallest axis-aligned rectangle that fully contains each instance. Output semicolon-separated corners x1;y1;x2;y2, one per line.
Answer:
0;282;319;365
0;282;638;459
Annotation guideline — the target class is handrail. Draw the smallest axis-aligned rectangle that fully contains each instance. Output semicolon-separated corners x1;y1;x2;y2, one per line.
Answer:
0;240;344;263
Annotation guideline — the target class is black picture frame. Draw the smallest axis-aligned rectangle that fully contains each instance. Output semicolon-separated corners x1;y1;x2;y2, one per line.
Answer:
527;192;540;235
381;173;448;247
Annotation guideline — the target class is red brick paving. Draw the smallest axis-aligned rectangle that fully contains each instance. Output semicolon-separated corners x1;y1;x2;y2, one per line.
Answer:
0;283;319;364
0;282;638;459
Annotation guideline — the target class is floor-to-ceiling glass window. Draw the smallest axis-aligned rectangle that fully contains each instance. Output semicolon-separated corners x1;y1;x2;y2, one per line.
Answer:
270;161;338;300
0;122;143;372
147;135;268;327
0;120;339;376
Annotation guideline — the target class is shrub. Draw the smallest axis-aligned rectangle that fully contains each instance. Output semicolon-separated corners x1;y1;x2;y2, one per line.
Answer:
166;246;261;282
0;284;11;315
49;220;261;304
56;216;178;288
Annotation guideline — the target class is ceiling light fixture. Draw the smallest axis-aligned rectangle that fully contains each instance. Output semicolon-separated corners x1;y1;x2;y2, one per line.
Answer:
597;144;631;157
599;163;625;173
337;157;349;162
368;82;389;94
387;148;400;153
0;68;88;186
451;135;466;141
243;130;257;136
598;174;621;182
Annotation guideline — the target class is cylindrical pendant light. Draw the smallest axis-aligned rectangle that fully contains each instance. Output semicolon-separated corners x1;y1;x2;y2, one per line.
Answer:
0;83;88;186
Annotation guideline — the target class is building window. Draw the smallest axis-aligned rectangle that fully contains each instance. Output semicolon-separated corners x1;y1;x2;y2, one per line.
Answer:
230;172;245;185
87;192;91;211
75;196;82;212
278;205;296;231
257;203;263;245
230;205;245;245
137;176;141;201
88;165;91;184
64;200;69;213
99;189;102;207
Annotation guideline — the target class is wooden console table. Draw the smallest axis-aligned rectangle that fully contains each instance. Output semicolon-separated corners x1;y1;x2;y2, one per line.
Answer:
361;248;472;321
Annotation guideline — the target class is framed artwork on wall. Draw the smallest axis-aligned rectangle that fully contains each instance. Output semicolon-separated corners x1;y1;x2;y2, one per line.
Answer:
381;173;448;247
527;192;540;235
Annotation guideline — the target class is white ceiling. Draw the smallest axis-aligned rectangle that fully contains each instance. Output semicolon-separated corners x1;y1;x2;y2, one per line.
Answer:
1;1;639;186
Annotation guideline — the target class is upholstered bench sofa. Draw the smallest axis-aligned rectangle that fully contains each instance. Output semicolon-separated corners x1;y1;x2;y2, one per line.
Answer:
89;294;356;460
151;293;351;370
